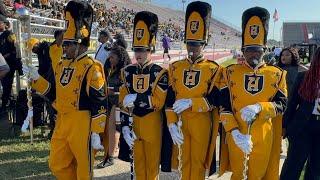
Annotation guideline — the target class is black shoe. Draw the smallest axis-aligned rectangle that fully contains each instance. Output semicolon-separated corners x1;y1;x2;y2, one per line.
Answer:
97;157;115;169
0;106;7;113
0;107;7;116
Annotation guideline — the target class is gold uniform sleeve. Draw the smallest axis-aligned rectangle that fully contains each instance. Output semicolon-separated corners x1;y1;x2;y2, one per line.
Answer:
258;70;288;119
32;76;51;95
86;62;107;133
219;67;239;132
191;66;222;113
119;68;129;111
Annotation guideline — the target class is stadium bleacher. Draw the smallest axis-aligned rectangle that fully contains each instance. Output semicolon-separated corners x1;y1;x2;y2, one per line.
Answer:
3;0;241;49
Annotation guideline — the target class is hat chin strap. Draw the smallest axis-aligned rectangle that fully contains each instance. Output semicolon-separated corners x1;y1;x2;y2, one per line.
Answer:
74;43;80;59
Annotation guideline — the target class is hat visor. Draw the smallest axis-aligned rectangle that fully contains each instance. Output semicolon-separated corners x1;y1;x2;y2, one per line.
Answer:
132;47;150;52
242;46;265;52
62;40;78;47
186;41;205;47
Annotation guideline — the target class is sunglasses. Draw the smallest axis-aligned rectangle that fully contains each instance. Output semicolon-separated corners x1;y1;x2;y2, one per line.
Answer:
62;41;77;47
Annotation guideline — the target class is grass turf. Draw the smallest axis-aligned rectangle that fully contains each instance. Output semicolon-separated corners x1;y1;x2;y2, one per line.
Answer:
0;117;53;179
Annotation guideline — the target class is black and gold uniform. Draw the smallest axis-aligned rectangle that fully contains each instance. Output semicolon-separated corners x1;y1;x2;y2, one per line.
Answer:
164;2;221;179
31;1;107;179
118;11;168;180
218;7;287;180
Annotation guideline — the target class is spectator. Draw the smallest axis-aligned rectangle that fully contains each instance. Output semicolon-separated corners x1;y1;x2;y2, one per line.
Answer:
98;45;131;168
277;47;308;98
0;15;22;112
0;53;9;79
95;30;112;65
40;0;48;9
0;0;8;17
281;48;320;180
263;52;277;65
113;33;127;49
162;34;171;60
32;0;41;9
273;47;282;61
14;0;24;10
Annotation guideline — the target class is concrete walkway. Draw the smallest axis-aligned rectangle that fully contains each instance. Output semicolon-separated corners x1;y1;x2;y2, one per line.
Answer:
93;139;287;179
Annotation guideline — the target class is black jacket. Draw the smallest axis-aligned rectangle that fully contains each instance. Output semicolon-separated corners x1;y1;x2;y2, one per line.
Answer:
283;71;315;137
0;30;22;73
282;65;308;98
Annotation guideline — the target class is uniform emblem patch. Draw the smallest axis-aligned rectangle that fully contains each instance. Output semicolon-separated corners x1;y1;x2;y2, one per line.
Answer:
249;25;260;39
244;74;264;95
190;21;199;34
60;67;75;86
183;69;200;89
133;74;150;93
136;29;144;41
8;34;16;43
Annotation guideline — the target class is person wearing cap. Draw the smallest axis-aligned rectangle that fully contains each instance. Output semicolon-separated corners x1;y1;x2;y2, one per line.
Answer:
118;11;168;180
0;14;22;112
164;1;221;179
218;7;287;179
22;1;107;179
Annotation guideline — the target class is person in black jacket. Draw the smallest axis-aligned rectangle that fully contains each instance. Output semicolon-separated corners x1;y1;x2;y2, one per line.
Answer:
0;15;22;112
97;45;131;168
277;47;308;98
281;47;320;180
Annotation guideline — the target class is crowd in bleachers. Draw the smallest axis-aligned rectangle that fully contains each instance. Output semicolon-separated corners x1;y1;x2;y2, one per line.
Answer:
93;4;184;41
1;0;241;48
3;0;65;19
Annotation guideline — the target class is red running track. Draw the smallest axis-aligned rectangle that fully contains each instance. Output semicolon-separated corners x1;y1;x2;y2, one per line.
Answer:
131;51;232;64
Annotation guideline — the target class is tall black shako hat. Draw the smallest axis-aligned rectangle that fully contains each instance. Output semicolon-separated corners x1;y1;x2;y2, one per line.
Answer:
184;1;212;46
63;0;93;47
242;6;270;51
132;11;158;52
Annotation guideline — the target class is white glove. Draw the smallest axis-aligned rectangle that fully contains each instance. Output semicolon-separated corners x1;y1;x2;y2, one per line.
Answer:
122;126;137;148
123;94;137;108
231;129;253;154
240;104;262;124
22;64;40;80
21;109;33;133
168;122;184;145
21;119;30;133
173;99;192;114
91;132;104;150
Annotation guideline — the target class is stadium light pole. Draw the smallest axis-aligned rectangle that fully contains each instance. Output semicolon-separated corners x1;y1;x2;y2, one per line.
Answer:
182;0;186;12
